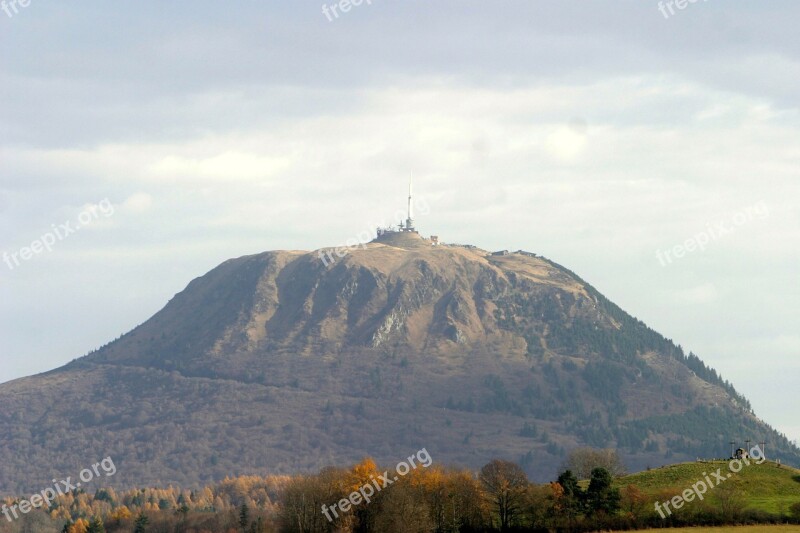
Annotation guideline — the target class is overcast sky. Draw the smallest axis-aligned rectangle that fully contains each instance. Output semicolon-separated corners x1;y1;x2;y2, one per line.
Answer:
1;1;798;444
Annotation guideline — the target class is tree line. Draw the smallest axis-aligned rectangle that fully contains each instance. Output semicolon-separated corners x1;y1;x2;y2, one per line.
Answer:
2;450;799;533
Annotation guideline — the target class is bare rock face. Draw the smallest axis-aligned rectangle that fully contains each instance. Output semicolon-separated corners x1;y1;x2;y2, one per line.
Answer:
90;242;597;365
0;242;797;495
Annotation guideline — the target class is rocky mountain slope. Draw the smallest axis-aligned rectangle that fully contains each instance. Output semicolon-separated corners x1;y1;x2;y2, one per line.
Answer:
1;234;797;495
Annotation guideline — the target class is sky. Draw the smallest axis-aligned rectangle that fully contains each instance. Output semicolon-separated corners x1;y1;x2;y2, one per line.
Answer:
1;1;798;444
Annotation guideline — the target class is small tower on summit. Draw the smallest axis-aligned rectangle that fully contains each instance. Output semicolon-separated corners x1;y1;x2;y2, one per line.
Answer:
405;173;416;233
373;172;432;248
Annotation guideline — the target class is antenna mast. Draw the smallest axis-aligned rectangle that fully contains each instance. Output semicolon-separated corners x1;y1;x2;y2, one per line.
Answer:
406;172;415;232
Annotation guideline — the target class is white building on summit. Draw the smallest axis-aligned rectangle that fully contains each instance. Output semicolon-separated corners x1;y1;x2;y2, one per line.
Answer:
373;175;440;247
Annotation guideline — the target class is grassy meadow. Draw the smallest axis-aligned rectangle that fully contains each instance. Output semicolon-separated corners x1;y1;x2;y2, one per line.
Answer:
619;459;800;515
629;526;800;532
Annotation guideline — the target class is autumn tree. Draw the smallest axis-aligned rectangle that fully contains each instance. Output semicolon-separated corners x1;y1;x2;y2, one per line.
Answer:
620;484;648;520
373;477;431;533
425;469;448;528
68;518;90;533
521;483;555;529
108;506;133;523
371;466;488;533
440;469;487;531
279;469;347;533
479;459;529;531
345;458;383;531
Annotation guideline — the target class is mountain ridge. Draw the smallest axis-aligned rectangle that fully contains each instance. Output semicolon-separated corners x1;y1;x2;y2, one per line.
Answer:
1;240;797;496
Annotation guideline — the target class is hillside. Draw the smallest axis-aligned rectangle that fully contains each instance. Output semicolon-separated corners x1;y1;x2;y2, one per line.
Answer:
619;460;800;515
0;235;797;495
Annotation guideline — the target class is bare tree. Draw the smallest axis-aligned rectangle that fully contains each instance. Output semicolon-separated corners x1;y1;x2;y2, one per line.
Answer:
479;460;529;531
561;448;627;479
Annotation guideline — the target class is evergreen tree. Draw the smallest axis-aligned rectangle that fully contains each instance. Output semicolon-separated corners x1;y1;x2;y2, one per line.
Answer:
176;504;190;521
249;516;265;533
238;503;250;531
87;517;106;533
133;513;149;533
556;470;580;499
586;467;621;515
556;469;583;518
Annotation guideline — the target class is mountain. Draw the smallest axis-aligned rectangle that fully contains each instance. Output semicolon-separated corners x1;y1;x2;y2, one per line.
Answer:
1;232;797;495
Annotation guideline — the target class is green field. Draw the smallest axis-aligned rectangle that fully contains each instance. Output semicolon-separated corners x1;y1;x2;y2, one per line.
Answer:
618;460;800;515
629;527;800;532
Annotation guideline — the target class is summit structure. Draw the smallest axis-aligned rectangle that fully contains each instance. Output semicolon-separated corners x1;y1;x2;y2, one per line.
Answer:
374;174;440;246
406;173;415;232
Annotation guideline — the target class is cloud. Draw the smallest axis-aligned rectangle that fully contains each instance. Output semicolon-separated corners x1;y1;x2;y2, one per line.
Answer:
147;151;292;182
122;193;154;214
673;283;720;305
546;120;589;161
